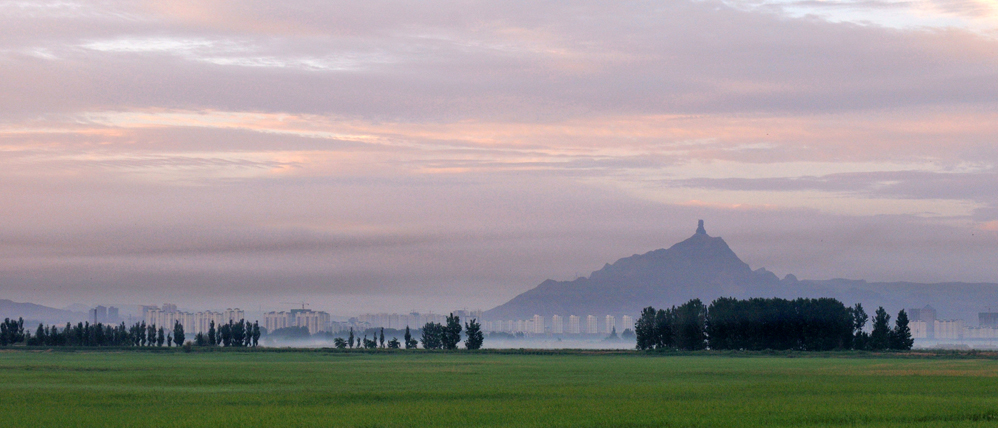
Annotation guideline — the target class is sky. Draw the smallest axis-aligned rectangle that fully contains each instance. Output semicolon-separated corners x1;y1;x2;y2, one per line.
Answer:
2;0;997;315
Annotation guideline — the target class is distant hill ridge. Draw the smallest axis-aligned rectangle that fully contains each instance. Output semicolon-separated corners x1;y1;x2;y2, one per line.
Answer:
485;221;998;322
0;299;86;324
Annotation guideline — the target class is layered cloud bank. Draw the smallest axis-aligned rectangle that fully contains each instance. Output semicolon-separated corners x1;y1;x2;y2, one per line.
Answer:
2;0;997;312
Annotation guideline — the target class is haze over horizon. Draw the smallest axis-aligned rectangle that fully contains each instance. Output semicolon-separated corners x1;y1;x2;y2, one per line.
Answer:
3;0;998;315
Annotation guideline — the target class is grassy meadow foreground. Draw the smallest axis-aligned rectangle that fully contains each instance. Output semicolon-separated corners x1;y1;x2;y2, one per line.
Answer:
1;350;997;427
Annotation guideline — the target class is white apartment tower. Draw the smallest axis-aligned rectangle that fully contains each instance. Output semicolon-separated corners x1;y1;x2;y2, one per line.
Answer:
264;311;290;333
551;315;563;334
586;315;598;334
621;315;634;332
264;309;331;334
568;315;581;334
223;308;245;323
605;315;616;334
533;315;544;334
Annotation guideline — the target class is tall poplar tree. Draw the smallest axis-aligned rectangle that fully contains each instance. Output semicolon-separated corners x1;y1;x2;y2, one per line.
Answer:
850;303;870;350
252;321;261;347
464;319;484;350
173;321;185;347
404;326;414;349
890;309;914;350
207;321;215;346
147;324;156;347
870;307;892;351
442;313;462;350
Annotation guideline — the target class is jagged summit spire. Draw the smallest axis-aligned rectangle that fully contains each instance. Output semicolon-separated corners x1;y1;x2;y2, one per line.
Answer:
696;219;707;235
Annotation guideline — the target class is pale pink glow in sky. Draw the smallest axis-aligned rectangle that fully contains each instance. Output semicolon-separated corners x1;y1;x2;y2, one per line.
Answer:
2;0;998;314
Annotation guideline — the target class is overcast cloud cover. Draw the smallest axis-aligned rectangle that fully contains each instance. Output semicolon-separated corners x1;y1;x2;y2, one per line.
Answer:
2;0;997;314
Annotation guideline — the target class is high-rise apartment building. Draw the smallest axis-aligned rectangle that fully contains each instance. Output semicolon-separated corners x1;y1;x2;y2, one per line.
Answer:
568;315;580;334
907;305;937;337
264;311;291;333
605;315;615;334
295;310;331;335
934;319;964;340
264;309;331;334
222;308;244;323
910;320;928;338
551;315;563;334
533;315;544;334
90;306;107;323
621;315;634;332
586;315;598;334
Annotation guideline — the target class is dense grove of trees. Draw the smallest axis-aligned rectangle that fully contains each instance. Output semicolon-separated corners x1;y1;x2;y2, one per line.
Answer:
193;320;261;347
416;313;483;350
1;318;26;346
635;299;708;351
707;297;852;351
636;298;914;351
0;318;261;348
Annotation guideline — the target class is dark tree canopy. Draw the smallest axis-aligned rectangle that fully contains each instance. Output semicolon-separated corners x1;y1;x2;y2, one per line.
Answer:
442;313;462;350
891;309;915;351
674;299;707;351
464;319;484;350
173;321;185;347
850;303;870;350
638;297;870;352
0;318;26;346
208;321;216;346
421;322;443;350
252;321;261;347
870;307;892;351
404;326;416;349
705;297;853;351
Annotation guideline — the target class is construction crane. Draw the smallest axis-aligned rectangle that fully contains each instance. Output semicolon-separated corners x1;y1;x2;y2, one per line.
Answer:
280;302;310;311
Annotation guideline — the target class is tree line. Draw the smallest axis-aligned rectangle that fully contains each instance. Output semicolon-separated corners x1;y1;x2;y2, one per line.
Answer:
332;313;485;350
1;318;26;346
192;320;261;347
635;297;914;351
0;318;262;348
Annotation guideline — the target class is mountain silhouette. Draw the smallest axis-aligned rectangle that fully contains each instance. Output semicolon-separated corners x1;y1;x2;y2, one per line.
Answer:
485;220;998;322
485;221;781;320
0;299;86;324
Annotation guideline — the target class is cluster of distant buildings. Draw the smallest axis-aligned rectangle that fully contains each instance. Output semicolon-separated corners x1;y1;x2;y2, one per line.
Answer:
484;315;634;335
264;308;331;334
142;304;245;336
353;310;480;331
349;312;634;336
907;306;998;340
89;305;121;324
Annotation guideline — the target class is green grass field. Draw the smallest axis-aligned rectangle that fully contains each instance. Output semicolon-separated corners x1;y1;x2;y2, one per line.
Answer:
2;350;997;427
